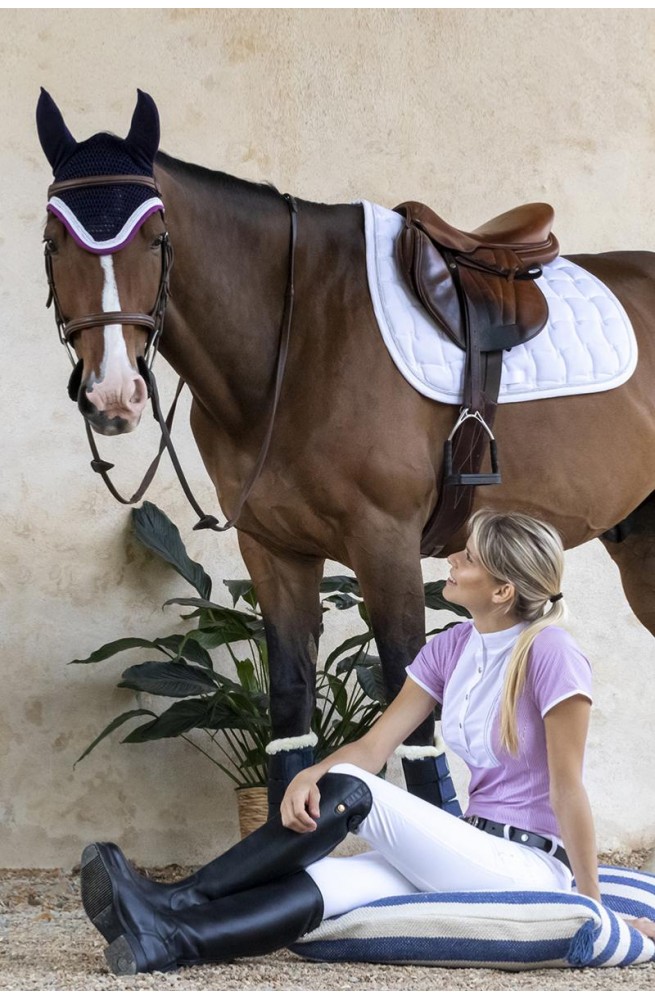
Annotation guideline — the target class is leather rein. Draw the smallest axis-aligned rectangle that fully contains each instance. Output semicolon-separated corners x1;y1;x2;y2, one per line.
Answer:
45;174;298;532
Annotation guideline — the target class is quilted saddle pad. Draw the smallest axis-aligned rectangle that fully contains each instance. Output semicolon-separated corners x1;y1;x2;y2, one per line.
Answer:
363;200;638;405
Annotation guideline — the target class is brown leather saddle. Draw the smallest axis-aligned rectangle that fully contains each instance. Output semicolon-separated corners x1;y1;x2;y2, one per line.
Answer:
394;200;560;554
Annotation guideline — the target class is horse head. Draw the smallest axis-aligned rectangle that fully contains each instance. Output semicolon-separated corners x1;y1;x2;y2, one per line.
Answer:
37;89;172;435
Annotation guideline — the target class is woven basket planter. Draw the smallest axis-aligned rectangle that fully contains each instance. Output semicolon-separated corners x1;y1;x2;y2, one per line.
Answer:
236;786;269;838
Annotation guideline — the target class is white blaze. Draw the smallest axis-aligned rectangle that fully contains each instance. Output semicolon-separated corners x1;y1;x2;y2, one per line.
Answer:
83;253;148;427
98;254;133;383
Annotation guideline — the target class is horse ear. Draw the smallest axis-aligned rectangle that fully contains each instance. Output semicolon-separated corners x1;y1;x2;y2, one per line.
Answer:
36;88;77;172
125;89;160;168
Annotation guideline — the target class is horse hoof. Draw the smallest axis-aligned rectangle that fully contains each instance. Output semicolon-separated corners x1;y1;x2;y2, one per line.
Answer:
105;935;138;976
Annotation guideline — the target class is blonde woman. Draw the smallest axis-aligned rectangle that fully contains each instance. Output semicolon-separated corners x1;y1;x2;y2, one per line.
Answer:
81;510;655;974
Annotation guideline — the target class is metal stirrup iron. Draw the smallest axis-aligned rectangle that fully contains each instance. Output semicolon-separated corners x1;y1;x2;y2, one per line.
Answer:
443;407;501;487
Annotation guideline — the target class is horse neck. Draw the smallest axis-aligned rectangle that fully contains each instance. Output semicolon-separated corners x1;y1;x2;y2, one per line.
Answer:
154;156;294;434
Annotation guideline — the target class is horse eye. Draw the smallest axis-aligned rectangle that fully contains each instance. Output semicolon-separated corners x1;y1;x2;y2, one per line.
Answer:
43;238;57;254
151;233;167;249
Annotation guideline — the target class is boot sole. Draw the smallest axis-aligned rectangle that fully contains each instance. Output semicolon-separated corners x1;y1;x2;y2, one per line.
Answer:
104;935;178;976
80;843;125;945
105;935;139;976
81;843;178;976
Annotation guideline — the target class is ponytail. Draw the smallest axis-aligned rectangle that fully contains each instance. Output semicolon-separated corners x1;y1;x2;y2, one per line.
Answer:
467;510;566;755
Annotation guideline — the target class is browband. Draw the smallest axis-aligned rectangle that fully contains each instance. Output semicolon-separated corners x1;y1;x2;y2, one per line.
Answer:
48;174;160;197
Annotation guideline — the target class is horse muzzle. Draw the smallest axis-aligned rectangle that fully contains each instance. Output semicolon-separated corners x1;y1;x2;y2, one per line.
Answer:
80;405;142;436
72;365;149;435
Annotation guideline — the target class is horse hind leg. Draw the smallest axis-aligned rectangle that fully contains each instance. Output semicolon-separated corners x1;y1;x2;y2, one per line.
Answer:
601;492;655;636
600;492;655;871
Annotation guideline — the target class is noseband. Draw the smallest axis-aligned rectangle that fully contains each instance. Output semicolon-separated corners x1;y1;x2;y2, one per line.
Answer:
44;176;299;533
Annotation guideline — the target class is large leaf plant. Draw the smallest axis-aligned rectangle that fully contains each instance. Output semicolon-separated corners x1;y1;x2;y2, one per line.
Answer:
74;502;468;789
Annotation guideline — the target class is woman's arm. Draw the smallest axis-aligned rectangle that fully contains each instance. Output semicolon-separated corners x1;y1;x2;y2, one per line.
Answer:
546;695;655;941
280;677;437;832
544;694;600;902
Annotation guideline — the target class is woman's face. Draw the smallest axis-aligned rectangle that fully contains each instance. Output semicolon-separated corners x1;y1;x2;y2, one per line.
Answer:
443;537;511;617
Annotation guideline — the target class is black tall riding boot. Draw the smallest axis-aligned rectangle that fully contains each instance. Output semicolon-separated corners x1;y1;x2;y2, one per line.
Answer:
100;868;324;975
81;770;370;932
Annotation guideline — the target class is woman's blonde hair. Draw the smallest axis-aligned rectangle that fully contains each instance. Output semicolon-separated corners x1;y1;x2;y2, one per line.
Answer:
467;509;566;755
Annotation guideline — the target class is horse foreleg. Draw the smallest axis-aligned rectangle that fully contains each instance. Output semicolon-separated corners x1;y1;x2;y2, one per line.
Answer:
349;537;460;812
237;532;324;814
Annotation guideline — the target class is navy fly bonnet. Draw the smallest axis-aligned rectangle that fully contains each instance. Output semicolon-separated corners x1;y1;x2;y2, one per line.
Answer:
36;88;164;253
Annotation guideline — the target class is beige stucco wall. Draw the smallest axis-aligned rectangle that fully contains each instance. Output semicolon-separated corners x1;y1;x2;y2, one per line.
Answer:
1;9;654;867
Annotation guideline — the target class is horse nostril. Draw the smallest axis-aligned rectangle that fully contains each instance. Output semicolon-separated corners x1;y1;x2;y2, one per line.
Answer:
130;376;148;406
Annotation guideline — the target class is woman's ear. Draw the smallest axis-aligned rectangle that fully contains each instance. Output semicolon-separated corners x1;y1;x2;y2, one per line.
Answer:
492;580;515;609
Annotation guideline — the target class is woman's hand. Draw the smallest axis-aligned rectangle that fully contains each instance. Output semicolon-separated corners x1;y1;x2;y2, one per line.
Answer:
280;770;322;833
623;916;655;941
279;680;437;834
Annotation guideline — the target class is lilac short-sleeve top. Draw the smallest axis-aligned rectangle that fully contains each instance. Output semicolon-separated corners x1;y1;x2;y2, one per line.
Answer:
406;621;593;838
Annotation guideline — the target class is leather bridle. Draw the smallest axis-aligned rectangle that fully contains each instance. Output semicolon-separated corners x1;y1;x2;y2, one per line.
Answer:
44;174;298;532
45;174;173;371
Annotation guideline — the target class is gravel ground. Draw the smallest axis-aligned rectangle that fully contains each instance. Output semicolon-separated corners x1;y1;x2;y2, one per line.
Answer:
1;851;654;991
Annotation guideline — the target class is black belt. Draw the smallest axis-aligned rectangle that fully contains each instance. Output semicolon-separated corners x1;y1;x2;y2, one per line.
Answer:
464;815;571;871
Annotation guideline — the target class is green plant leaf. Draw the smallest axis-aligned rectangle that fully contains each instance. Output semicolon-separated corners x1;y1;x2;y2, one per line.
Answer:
75;709;158;764
319;575;361;596
335;652;380;675
357;602;371;626
224;579;259;610
71;637;168;664
355;662;387;705
236;658;257;691
175;638;214;670
123;699;218;741
118;661;218;698
132;503;212;600
220;687;270;720
164;597;233;614
186;622;257;651
155;635;187;656
423;580;471;618
166;601;259;630
325;675;348;718
426;619;465;637
324;631;372;670
208;671;247;693
322;593;360;611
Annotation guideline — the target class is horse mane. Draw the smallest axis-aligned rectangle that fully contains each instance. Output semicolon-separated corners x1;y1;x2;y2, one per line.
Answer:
155;150;281;203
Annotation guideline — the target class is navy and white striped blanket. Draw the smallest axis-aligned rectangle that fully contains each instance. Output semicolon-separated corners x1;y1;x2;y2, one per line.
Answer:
291;866;655;969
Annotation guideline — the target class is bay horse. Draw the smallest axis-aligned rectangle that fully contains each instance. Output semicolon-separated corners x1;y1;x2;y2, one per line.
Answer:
37;90;655;814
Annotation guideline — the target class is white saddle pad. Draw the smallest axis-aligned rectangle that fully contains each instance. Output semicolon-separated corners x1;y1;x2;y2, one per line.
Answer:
363;200;637;404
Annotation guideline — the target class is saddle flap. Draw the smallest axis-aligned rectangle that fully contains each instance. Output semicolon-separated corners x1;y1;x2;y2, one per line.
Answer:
457;248;550;352
397;224;465;348
395;215;551;353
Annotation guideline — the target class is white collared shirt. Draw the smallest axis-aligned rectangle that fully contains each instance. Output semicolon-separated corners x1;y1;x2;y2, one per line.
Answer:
440;622;526;769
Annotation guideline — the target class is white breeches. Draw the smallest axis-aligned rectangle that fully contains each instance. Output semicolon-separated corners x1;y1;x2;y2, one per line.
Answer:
306;763;572;920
